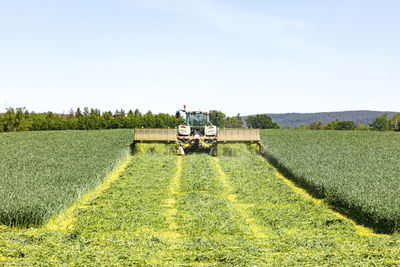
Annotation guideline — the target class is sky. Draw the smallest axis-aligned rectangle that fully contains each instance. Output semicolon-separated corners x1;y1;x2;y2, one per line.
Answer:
0;0;399;116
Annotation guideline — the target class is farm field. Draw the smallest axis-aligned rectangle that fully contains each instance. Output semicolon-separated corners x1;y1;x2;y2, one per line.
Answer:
261;130;400;233
1;143;400;265
0;129;133;227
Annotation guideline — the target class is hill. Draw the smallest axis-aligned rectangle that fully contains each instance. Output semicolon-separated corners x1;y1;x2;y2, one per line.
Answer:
244;110;398;128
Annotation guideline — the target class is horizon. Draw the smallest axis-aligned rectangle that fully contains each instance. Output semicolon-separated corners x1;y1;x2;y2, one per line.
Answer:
1;1;400;116
1;107;398;117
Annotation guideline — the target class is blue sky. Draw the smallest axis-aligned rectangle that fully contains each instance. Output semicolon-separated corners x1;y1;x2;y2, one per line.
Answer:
1;0;399;116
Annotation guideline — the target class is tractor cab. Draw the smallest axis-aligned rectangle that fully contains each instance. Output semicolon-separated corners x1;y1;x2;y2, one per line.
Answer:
178;110;216;137
186;111;209;127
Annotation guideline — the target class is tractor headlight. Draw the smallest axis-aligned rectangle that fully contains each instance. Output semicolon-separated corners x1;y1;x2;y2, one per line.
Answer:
178;125;190;135
205;126;216;136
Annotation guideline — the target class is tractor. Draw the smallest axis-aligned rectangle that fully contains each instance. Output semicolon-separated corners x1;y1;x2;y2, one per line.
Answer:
132;105;264;155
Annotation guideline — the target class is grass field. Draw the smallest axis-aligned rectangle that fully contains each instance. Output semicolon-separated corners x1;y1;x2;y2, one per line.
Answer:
0;129;133;227
1;143;400;265
261;130;400;233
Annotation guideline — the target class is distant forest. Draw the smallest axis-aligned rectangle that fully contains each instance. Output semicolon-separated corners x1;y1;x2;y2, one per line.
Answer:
0;108;250;132
1;108;399;133
0;107;184;132
244;110;399;128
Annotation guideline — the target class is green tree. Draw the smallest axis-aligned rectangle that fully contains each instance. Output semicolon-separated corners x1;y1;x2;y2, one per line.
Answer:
300;124;308;130
134;109;141;117
210;111;226;127
325;119;339;130
3;108;17;132
30;113;48;131
308;121;324;130
389;113;400;131
90;108;101;117
336;121;356;130
357;123;370;131
102;111;114;129
15;108;30;131
141;111;156;128
225;114;244;128
76;108;83;118
370;114;390;131
246;114;279;129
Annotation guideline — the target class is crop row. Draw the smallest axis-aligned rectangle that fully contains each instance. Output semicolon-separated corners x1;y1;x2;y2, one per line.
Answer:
261;130;400;233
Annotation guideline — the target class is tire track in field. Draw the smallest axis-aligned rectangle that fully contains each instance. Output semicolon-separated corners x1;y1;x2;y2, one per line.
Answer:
70;153;180;265
163;156;182;240
212;157;272;240
171;154;268;265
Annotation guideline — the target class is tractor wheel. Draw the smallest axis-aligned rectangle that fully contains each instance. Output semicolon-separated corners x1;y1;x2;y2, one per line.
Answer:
209;146;217;156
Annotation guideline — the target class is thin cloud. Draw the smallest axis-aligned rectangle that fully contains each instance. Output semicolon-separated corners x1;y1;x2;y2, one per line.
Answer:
123;0;314;45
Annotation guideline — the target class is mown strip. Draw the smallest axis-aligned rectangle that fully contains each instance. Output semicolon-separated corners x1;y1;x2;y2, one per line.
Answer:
70;153;179;265
211;157;270;240
217;144;400;265
172;154;269;265
163;156;182;239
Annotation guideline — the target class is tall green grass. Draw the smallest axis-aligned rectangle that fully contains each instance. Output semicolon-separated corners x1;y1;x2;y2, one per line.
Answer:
0;129;133;227
261;130;400;233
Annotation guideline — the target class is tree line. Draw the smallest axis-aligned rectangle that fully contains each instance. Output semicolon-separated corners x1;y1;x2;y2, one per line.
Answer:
209;112;279;129
267;110;399;128
295;113;400;131
6;107;397;133
0;107;185;132
0;108;282;133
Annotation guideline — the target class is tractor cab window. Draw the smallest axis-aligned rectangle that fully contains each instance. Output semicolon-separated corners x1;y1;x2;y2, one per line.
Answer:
187;113;208;126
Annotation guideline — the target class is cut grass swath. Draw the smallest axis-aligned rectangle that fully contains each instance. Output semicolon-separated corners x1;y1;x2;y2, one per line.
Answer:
132;142;176;156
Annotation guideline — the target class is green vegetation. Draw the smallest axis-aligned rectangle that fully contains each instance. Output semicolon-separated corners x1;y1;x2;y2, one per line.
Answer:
224;114;244;128
259;110;398;128
316;119;356;130
0;129;133;227
1;144;400;265
261;130;400;233
0;107;184;132
246;114;279;129
209;111;227;127
370;113;391;131
285;112;400;131
133;142;176;156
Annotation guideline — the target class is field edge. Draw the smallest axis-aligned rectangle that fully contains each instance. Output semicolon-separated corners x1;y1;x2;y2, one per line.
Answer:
45;154;132;231
262;151;395;234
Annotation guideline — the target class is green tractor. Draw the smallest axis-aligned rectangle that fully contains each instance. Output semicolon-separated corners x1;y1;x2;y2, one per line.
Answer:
176;109;218;155
132;106;264;155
